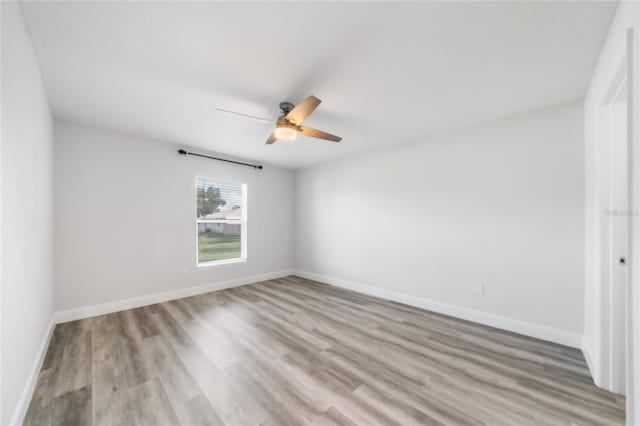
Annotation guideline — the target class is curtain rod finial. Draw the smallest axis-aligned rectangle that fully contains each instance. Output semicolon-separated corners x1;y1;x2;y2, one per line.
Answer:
178;149;187;155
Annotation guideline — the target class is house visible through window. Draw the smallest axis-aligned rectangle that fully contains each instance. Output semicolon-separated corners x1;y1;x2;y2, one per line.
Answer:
196;177;246;265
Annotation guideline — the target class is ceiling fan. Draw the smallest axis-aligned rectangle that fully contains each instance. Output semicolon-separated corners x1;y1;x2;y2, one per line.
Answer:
216;95;342;144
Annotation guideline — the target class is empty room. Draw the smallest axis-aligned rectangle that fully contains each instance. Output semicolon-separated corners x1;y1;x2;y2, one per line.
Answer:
2;1;640;425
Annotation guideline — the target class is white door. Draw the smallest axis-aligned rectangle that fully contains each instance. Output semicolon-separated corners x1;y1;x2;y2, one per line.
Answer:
608;81;628;395
598;60;629;396
597;25;639;425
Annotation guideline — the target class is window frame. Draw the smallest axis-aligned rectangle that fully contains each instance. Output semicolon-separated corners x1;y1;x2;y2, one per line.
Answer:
195;177;247;267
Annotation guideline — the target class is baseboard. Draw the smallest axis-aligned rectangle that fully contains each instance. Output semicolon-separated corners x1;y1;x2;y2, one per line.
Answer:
581;337;600;385
55;269;294;323
9;316;57;426
293;270;582;348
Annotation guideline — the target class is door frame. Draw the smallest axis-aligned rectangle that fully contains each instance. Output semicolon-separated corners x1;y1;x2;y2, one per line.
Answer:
597;57;628;395
626;25;639;426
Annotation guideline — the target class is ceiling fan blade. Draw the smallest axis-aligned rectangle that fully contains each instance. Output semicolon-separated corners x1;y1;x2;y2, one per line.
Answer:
299;126;342;142
285;95;321;125
266;132;277;144
215;108;274;123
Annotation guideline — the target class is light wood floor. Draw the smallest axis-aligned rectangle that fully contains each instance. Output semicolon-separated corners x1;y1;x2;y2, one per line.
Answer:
24;276;625;426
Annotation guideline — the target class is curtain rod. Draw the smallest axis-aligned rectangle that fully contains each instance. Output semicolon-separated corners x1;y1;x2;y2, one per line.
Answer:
178;149;263;170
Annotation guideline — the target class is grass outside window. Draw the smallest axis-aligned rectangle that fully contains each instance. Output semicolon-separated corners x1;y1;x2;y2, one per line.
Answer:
197;231;242;263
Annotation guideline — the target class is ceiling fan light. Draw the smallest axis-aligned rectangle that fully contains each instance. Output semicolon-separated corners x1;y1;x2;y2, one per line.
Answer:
274;126;297;141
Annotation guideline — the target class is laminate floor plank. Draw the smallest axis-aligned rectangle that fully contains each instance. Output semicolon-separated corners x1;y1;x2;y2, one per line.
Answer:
24;276;625;425
51;385;92;426
311;407;357;426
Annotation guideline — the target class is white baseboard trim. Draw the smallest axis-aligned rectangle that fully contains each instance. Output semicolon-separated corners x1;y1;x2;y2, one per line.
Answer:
9;316;57;426
293;270;582;348
581;337;600;385
55;269;294;323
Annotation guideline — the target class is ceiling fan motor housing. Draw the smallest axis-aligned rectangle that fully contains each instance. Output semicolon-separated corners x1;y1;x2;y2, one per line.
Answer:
279;101;295;115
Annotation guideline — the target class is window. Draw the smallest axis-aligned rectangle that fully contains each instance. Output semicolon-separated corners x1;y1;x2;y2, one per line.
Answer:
196;177;246;266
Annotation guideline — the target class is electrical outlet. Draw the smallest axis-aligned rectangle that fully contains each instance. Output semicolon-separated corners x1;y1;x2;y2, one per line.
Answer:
473;283;484;296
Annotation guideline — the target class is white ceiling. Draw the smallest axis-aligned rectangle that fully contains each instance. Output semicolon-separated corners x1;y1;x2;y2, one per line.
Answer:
21;1;616;169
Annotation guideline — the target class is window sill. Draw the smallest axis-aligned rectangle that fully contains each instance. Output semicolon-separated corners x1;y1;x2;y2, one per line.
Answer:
197;258;247;268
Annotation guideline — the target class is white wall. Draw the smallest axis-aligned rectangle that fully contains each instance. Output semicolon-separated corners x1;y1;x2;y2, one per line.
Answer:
1;2;55;425
294;101;584;345
54;121;293;312
582;0;640;420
